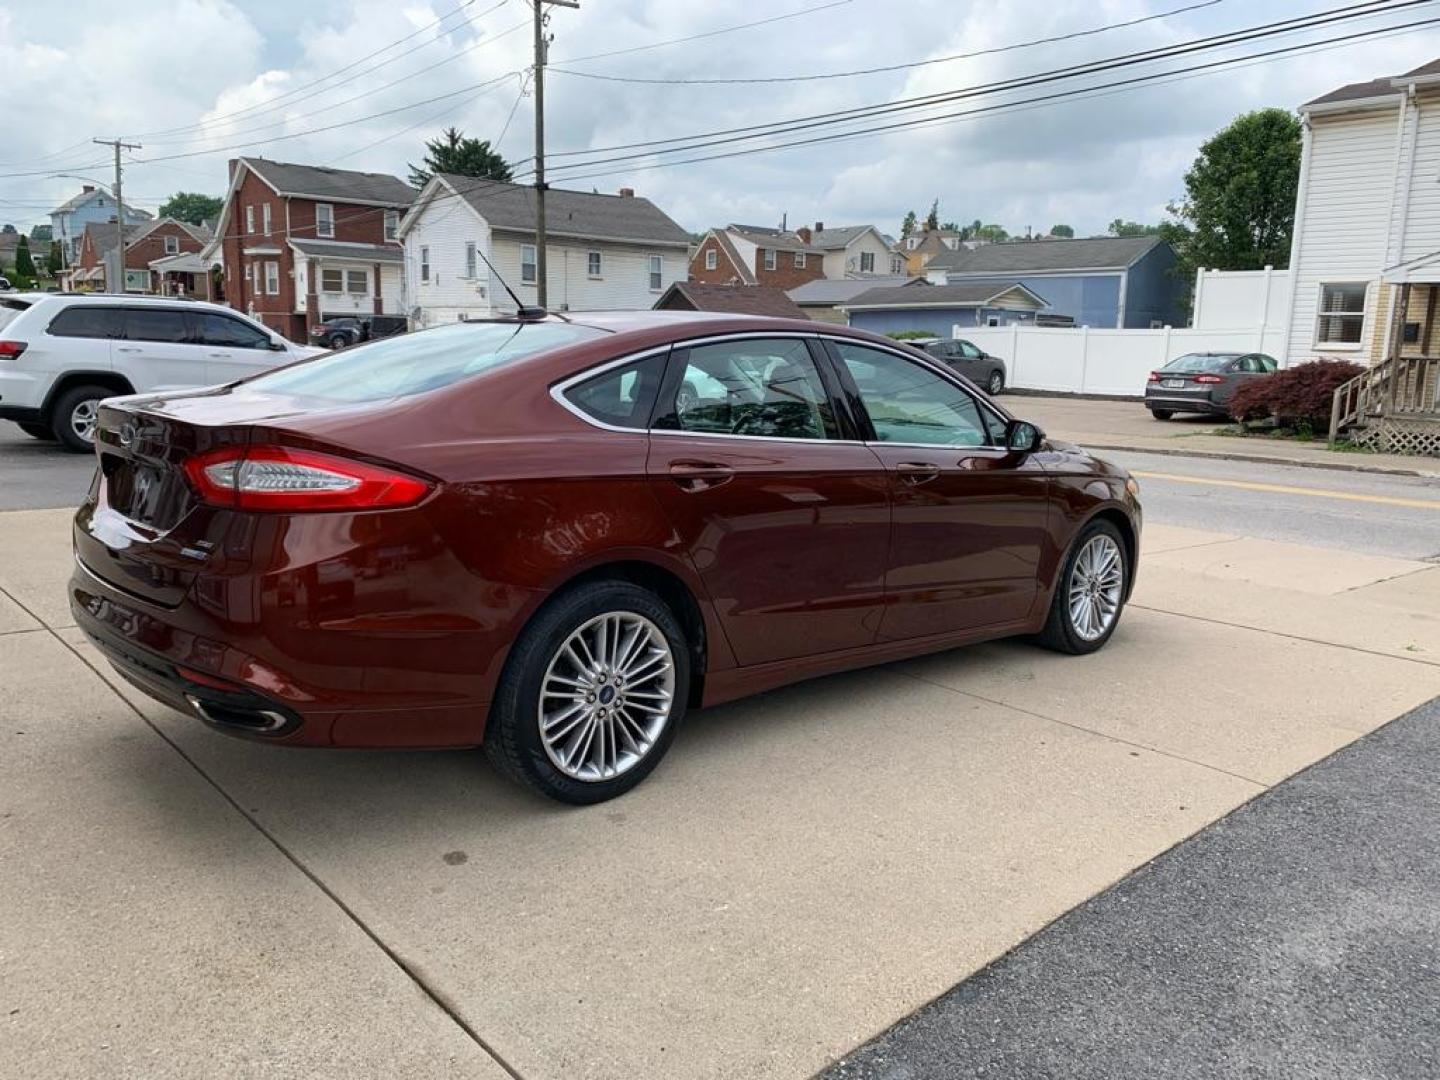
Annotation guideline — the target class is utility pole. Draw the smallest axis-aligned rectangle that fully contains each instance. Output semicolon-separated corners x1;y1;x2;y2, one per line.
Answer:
93;137;141;293
532;0;578;310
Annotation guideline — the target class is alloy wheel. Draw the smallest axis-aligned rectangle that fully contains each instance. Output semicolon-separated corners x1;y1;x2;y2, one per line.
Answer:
538;611;677;782
1067;534;1124;641
988;371;1003;395
69;399;100;444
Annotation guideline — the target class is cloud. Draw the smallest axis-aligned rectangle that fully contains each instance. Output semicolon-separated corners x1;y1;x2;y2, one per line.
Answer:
1;0;1437;238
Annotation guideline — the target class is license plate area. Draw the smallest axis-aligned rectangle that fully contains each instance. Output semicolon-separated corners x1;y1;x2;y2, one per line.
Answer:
1161;379;1186;389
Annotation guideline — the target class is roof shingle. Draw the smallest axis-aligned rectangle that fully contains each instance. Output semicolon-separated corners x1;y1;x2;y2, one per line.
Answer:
926;235;1163;274
439;174;690;246
243;158;417;205
841;282;1043;309
654;282;805;318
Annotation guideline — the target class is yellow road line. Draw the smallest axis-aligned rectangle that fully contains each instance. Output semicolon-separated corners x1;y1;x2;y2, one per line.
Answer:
1131;470;1440;511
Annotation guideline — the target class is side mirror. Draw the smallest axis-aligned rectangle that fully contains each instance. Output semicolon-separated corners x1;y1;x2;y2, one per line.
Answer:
268;338;287;351
1004;419;1044;453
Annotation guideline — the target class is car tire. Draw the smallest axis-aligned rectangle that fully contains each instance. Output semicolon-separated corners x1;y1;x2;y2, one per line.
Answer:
1035;518;1129;656
1149;409;1173;421
17;422;55;440
49;384;110;452
484;580;691;804
325;334;346;349
987;369;1004;395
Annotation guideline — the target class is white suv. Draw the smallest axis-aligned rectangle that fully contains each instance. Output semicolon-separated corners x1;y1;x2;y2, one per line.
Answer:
0;293;323;451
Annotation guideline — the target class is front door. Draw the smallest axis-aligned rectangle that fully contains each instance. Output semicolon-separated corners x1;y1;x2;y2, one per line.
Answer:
825;340;1051;641
191;310;285;384
115;306;207;393
646;336;890;666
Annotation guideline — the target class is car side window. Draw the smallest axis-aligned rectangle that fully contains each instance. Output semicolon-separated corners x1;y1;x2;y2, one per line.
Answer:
564;353;667;429
958;341;983;359
1234;355;1263;374
658;338;838;441
834;342;994;447
123;308;191;344
47;306;123;339
1257;354;1277;373
194;312;272;350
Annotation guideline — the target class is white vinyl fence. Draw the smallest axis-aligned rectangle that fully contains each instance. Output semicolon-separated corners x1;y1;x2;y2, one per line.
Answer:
1192;266;1291;331
955;325;1290;397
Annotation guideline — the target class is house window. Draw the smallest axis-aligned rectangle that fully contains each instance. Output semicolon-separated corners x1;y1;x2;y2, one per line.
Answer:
763;249;777;271
264;261;280;295
891;256;904;275
648;254;663;291
316;203;335;238
164;235;179;255
346;269;367;294
1316;282;1367;345
384;210;399;241
794;252;805;268
860;251;875;273
245;206;254;234
262;204;272;236
705;248;717;271
464;242;477;279
420;246;430;284
587;251;603;278
321;268;344;293
521;243;537;285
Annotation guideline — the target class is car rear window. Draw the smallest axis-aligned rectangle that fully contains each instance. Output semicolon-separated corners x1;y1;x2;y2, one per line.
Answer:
243;320;607;403
1163;353;1235;373
0;298;32;332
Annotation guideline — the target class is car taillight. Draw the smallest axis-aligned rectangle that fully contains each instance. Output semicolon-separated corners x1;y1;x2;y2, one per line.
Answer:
183;445;432;512
0;340;26;359
1147;371;1160;383
1194;374;1224;384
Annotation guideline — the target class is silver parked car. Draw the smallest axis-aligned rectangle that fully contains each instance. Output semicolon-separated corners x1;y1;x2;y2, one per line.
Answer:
1145;351;1276;420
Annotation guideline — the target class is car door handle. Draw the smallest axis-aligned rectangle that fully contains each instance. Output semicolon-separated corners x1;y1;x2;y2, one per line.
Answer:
895;462;940;485
668;461;735;492
207;352;231;358
115;345;141;353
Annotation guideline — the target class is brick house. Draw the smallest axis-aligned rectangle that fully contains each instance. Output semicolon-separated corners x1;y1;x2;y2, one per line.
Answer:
213;157;416;341
70;218;212;295
689;225;825;289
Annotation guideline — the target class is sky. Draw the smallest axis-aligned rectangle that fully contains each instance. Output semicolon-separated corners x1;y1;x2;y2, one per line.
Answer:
2;0;1437;239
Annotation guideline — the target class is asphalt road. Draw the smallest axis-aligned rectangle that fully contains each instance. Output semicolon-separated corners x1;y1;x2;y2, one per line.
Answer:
2;424;1439;562
826;694;1440;1080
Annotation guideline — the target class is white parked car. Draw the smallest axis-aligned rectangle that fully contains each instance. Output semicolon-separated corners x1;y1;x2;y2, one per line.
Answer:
0;293;323;451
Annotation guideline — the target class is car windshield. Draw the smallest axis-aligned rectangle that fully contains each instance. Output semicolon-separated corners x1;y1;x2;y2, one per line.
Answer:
1163;353;1235;373
244;320;607;403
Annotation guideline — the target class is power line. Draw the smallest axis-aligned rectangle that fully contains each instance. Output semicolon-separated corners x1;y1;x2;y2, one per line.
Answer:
550;0;1226;85
544;14;1440;185
326;72;523;166
542;0;1425;169
550;0;854;64
126;0;510;140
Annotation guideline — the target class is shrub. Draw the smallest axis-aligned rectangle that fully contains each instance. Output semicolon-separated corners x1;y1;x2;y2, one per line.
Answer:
886;330;936;340
1227;358;1364;429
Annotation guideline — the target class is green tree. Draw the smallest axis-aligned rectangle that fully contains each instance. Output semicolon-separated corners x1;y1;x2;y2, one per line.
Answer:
29;224;52;243
46;240;63;277
1165;108;1302;272
158;192;223;225
940;220;959;233
12;235;36;287
923;199;940;232
1048;224;1074;238
1108;219;1162;237
973;223;1009;243
899;209;918;238
409;126;512;188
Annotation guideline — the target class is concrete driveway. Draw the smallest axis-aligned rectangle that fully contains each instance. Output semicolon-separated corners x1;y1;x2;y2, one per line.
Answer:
4;507;1440;1079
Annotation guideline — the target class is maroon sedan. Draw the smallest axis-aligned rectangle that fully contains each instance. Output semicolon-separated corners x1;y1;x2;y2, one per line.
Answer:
71;313;1140;803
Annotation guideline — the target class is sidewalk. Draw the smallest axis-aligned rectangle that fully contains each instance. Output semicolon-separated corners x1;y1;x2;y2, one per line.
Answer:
1012;395;1440;478
4;508;1440;1079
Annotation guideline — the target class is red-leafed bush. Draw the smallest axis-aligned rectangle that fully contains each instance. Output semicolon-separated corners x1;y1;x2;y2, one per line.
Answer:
1227;358;1364;428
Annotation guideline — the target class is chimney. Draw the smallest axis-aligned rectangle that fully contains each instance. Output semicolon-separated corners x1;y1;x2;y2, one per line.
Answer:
814;221;824;233
619;187;634;198
82;185;94;194
795;227;812;244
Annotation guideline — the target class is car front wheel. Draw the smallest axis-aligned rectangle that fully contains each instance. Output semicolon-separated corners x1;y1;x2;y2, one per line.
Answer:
50;385;109;452
1036;519;1128;655
485;580;690;803
1149;409;1173;421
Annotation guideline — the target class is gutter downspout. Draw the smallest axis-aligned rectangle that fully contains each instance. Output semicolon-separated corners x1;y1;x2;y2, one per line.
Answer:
1279;116;1313;367
1379;83;1420;365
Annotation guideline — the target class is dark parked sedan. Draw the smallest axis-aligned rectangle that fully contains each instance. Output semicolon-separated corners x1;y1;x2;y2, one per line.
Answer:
71;312;1140;803
1145;351;1276;419
920;337;1008;395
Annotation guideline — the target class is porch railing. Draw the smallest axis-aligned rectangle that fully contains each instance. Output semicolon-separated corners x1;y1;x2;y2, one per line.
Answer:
1329;352;1440;443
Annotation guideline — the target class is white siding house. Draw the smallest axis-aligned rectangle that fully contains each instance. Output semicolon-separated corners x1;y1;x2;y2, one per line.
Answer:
805;224;904;278
1283;59;1440;366
399;175;690;325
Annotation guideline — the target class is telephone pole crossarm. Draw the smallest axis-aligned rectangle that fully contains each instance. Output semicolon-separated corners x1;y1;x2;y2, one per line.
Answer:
93;137;142;293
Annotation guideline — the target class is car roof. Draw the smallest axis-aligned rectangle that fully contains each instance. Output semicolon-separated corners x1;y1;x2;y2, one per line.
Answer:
21;293;246;317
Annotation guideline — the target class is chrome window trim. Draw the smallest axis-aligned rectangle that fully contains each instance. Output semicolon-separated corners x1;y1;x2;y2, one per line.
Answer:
549;331;865;445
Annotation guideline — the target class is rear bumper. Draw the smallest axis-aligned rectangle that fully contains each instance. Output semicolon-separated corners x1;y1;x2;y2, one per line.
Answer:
1143;388;1227;414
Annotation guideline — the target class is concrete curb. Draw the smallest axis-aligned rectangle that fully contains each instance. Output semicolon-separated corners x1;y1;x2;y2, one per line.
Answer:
1082;441;1440;479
